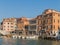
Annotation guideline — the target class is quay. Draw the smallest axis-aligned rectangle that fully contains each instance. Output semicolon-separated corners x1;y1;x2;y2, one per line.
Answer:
11;34;60;40
12;35;38;40
0;34;60;41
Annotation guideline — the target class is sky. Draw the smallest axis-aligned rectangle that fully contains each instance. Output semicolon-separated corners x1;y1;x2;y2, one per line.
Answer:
0;0;60;22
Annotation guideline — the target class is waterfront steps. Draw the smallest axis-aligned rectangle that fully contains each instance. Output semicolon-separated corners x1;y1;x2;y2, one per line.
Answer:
12;35;38;40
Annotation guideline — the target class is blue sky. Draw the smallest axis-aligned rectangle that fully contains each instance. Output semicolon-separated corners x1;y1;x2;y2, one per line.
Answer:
0;0;60;21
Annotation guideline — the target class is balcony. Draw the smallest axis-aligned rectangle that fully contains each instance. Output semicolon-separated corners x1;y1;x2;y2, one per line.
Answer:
28;25;37;31
29;20;37;24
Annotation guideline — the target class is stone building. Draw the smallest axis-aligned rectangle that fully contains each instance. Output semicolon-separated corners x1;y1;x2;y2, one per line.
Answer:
37;9;60;36
16;17;29;35
27;18;38;35
3;18;17;32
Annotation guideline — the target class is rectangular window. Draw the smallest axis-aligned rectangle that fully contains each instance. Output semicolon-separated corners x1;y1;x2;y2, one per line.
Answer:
11;26;13;28
54;25;55;29
50;19;52;23
46;26;48;30
25;25;29;30
11;29;13;30
8;29;9;30
54;19;55;23
58;26;60;30
8;26;9;28
46;20;48;23
41;21;42;23
4;26;5;27
30;25;36;30
11;23;13;25
8;23;9;24
48;25;52;29
58;20;59;23
50;25;52;29
44;20;45;23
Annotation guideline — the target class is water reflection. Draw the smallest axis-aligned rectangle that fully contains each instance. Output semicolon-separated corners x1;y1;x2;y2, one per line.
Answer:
36;39;52;45
52;40;60;45
2;37;16;45
0;38;60;45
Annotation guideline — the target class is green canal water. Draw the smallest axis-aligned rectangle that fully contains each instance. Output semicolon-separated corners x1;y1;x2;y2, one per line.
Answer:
0;38;60;45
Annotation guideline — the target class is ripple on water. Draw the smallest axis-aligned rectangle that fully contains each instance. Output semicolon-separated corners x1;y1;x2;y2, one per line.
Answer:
0;38;60;45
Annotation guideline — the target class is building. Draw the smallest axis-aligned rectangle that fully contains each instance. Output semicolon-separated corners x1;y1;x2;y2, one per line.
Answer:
37;9;60;37
3;18;17;32
27;18;38;35
15;17;38;36
16;17;29;35
36;15;42;35
0;22;3;30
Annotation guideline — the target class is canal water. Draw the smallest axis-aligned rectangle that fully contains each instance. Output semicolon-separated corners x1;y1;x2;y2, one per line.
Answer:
0;38;60;45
